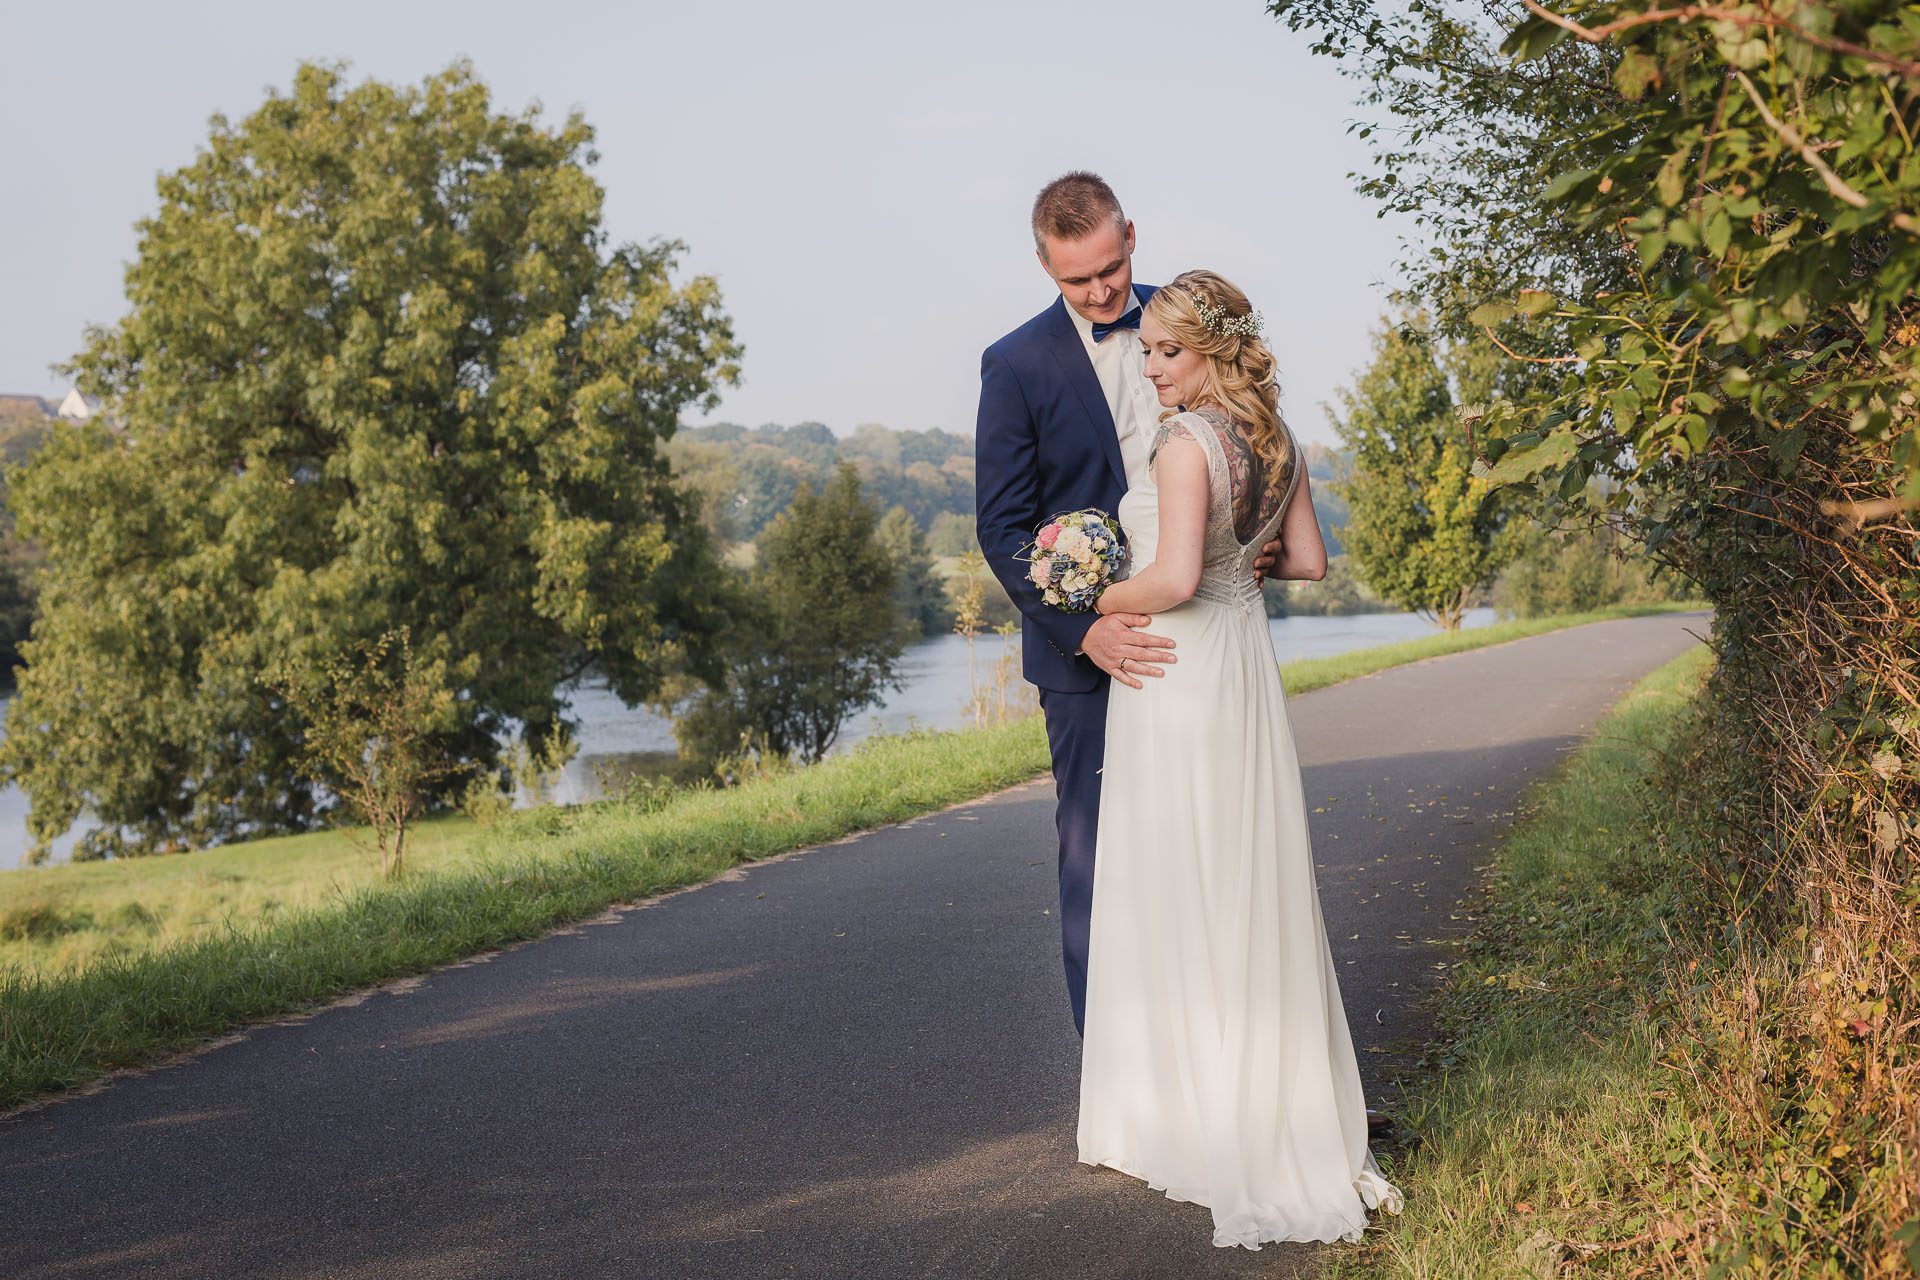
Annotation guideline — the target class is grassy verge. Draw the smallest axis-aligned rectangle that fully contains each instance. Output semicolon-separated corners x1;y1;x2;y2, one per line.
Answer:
1334;643;1717;1278
0;602;1704;1114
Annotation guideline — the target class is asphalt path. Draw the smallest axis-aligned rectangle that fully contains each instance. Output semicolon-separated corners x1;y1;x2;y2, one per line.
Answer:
0;611;1709;1280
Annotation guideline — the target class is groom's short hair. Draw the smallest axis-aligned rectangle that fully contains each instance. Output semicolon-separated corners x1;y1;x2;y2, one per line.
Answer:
1032;171;1125;256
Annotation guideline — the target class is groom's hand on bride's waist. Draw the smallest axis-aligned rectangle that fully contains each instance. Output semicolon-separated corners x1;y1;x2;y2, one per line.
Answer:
1078;613;1175;690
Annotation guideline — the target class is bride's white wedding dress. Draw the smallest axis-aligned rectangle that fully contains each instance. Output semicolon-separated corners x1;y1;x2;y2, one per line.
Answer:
1076;406;1402;1249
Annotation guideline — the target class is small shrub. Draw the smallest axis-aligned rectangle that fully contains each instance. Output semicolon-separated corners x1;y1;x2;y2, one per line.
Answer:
458;770;512;826
0;899;94;941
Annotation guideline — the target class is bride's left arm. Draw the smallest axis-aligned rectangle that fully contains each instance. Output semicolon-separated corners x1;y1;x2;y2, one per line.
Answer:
1271;469;1329;582
1095;435;1209;617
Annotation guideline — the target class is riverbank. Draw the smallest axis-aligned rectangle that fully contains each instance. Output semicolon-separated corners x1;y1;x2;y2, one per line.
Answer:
1333;643;1719;1277
0;602;1705;1114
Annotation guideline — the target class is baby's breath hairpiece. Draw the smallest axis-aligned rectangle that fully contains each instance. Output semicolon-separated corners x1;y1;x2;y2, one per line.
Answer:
1189;291;1264;341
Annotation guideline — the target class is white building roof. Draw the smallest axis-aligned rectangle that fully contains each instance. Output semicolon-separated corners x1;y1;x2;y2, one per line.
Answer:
56;388;103;421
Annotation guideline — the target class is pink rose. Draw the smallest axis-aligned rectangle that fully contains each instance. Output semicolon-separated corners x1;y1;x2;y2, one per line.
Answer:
1037;523;1062;550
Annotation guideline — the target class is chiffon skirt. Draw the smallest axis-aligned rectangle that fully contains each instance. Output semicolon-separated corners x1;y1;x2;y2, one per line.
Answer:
1075;596;1402;1249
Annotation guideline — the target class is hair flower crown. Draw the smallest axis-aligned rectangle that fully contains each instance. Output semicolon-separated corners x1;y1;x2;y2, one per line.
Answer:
1190;291;1264;341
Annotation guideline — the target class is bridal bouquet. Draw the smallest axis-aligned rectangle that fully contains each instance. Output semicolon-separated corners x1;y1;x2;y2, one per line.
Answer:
1016;509;1124;612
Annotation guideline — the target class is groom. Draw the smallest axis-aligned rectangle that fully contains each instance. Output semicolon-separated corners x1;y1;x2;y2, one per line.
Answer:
975;173;1279;1036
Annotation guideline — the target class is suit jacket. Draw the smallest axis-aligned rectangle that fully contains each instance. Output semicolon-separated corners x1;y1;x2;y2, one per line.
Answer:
975;286;1160;693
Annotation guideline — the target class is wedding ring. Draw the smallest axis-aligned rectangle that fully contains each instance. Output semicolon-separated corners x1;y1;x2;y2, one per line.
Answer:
1119;656;1130;674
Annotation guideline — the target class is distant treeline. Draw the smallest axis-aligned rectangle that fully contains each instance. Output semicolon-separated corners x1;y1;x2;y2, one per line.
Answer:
669;418;1352;560
669;421;975;548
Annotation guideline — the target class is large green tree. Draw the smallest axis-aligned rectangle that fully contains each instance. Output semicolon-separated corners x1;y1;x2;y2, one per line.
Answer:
2;61;740;860
1332;315;1510;629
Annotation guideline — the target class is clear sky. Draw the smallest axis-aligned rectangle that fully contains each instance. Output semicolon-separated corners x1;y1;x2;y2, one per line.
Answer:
1;0;1412;447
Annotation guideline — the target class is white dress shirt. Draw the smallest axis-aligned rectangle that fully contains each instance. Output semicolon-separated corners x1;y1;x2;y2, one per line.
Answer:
1065;286;1158;489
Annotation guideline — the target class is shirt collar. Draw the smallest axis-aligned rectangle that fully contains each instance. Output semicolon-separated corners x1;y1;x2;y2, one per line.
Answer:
1065;286;1146;344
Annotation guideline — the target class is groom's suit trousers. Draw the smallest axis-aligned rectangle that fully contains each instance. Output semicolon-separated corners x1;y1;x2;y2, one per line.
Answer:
1039;680;1110;1039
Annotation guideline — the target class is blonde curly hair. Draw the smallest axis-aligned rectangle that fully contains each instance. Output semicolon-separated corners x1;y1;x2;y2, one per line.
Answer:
1144;269;1294;500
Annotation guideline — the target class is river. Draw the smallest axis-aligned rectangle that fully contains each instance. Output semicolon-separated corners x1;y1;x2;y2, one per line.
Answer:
0;607;1497;868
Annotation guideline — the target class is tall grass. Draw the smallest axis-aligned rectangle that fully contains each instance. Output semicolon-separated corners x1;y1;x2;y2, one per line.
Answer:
0;816;494;978
1332;646;1717;1276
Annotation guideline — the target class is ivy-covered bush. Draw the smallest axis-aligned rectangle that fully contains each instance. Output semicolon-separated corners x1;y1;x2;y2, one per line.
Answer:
1273;1;1919;1270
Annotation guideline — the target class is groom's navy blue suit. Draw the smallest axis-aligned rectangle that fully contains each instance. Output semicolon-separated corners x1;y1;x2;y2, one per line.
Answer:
975;286;1158;1038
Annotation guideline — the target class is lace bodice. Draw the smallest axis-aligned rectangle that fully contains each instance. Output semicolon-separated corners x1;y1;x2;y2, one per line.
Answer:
1116;405;1301;612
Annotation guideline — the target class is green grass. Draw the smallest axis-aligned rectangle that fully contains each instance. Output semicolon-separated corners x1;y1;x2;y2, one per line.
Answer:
0;602;1707;1114
0;815;500;977
1333;643;1717;1278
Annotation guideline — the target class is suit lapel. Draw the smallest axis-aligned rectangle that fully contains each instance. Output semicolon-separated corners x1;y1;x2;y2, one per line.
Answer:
1042;298;1129;494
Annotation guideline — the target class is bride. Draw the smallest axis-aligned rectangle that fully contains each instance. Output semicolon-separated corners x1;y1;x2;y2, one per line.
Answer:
1075;270;1403;1249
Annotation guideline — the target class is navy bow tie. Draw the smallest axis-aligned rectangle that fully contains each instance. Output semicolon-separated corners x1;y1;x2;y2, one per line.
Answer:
1090;306;1142;343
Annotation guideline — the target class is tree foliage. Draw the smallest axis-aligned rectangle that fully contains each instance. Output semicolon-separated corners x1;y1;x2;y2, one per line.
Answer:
668;464;904;767
1297;441;1349;558
1271;0;1643;341
1;61;740;860
1273;2;1920;1269
1465;6;1920;506
0;406;54;683
264;626;464;879
666;420;975;544
877;505;953;638
1332;315;1511;629
1492;518;1693;618
927;511;980;557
